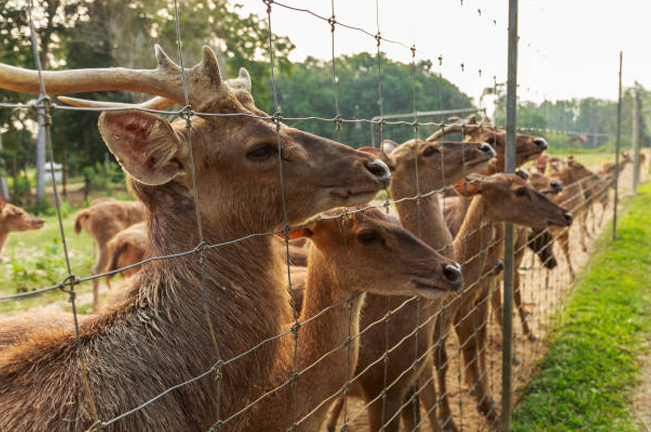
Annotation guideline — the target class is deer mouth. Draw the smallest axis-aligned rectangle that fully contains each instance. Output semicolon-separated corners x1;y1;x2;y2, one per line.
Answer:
329;187;380;203
409;277;454;299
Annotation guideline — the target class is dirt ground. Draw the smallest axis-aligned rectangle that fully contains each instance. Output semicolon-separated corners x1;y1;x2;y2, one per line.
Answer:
327;162;643;432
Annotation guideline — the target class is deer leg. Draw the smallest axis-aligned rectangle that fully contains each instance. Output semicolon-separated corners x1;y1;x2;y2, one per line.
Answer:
366;390;403;432
559;232;576;280
92;245;110;311
456;304;498;423
401;385;422;432
514;271;536;342
491;282;502;328
434;335;458;432
326;396;344;432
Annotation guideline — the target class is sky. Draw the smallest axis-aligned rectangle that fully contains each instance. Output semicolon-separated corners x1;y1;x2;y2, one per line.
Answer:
237;0;651;110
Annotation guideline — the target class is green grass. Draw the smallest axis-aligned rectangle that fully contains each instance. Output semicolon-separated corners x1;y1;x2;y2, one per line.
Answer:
512;183;651;431
0;211;96;314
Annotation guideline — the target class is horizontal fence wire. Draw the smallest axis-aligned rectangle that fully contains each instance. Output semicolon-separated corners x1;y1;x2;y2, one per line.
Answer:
0;1;643;432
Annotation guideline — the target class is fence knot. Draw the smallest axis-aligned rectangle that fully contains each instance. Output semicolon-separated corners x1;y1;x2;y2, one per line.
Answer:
272;112;283;130
328;15;336;32
333;114;341;133
410;45;416;58
59;274;79;302
33;94;53;127
374;32;381;47
263;0;273;13
180;105;193;127
210;359;224;380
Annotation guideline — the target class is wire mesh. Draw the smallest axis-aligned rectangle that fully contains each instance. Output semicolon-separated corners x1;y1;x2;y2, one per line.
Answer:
0;1;643;432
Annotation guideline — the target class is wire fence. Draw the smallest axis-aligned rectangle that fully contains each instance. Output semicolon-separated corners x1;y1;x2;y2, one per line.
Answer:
0;1;646;432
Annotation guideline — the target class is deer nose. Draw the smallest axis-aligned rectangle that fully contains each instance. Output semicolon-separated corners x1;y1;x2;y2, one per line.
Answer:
563;212;573;226
551;180;563;193
533;138;548;150
442;264;463;291
365;159;391;188
479;143;496;157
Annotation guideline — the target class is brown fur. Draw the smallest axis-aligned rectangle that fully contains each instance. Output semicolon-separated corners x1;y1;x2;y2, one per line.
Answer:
327;139;495;432
437;173;571;429
73;198;146;309
0;198;45;257
0;59;389;432
248;207;461;431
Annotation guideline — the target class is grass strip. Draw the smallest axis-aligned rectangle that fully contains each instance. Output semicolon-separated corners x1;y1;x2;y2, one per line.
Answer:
512;182;651;432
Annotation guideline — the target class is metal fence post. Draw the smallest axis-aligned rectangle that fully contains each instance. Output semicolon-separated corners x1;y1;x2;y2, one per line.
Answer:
633;91;641;194
613;52;623;241
501;0;518;430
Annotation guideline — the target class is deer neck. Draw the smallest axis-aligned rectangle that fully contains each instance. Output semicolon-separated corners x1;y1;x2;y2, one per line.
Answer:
254;246;365;431
391;180;453;257
453;196;495;287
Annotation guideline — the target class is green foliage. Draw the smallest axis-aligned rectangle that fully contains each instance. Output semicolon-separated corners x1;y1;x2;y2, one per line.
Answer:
9;238;65;293
275;54;474;147
81;160;125;196
512;184;651;431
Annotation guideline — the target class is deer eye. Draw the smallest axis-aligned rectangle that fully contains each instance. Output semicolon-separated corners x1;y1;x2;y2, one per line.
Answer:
515;187;528;197
423;146;439;157
247;145;276;161
357;231;379;244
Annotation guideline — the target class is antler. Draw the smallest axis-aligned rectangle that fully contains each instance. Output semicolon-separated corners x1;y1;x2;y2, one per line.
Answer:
0;45;227;112
59;66;253;112
426;116;483;142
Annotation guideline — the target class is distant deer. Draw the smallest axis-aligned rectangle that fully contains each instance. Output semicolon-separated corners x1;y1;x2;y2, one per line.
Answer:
0;197;45;257
0;46;390;431
103;221;147;286
440;173;572;429
489;169;563;341
248;207;462;432
74;198;145;310
325;138;496;432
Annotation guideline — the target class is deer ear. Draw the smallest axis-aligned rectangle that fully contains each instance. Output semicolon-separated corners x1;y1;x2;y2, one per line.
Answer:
381;139;399;155
276;227;313;240
453;175;483;197
98;111;186;186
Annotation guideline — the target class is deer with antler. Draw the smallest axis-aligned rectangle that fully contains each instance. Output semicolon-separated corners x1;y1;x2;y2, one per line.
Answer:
0;46;392;432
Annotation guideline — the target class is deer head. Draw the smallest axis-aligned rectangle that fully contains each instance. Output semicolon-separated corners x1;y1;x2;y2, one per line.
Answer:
287;207;462;298
359;139;496;193
453;173;573;228
0;46;391;239
428;115;548;171
0;198;45;233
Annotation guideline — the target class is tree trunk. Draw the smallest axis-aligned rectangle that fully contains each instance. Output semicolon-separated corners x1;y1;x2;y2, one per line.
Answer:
61;146;67;198
0;129;10;201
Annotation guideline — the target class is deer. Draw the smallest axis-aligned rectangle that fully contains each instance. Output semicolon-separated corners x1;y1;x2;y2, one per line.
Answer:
0;197;45;257
438;173;572;430
73;198;145;310
321;138;495;432
103;221;147;285
0;45;392;432
247;207;462;432
489;169;563;342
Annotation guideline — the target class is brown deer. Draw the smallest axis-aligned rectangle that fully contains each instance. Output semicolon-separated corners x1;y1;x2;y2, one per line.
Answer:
103;221;147;285
326;138;496;432
74;198;145;310
490;169;563;341
0;46;391;432
439;173;572;430
0;197;45;256
248;207;462;432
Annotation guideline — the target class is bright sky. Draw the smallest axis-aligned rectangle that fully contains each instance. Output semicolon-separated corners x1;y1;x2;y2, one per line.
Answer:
238;0;651;110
